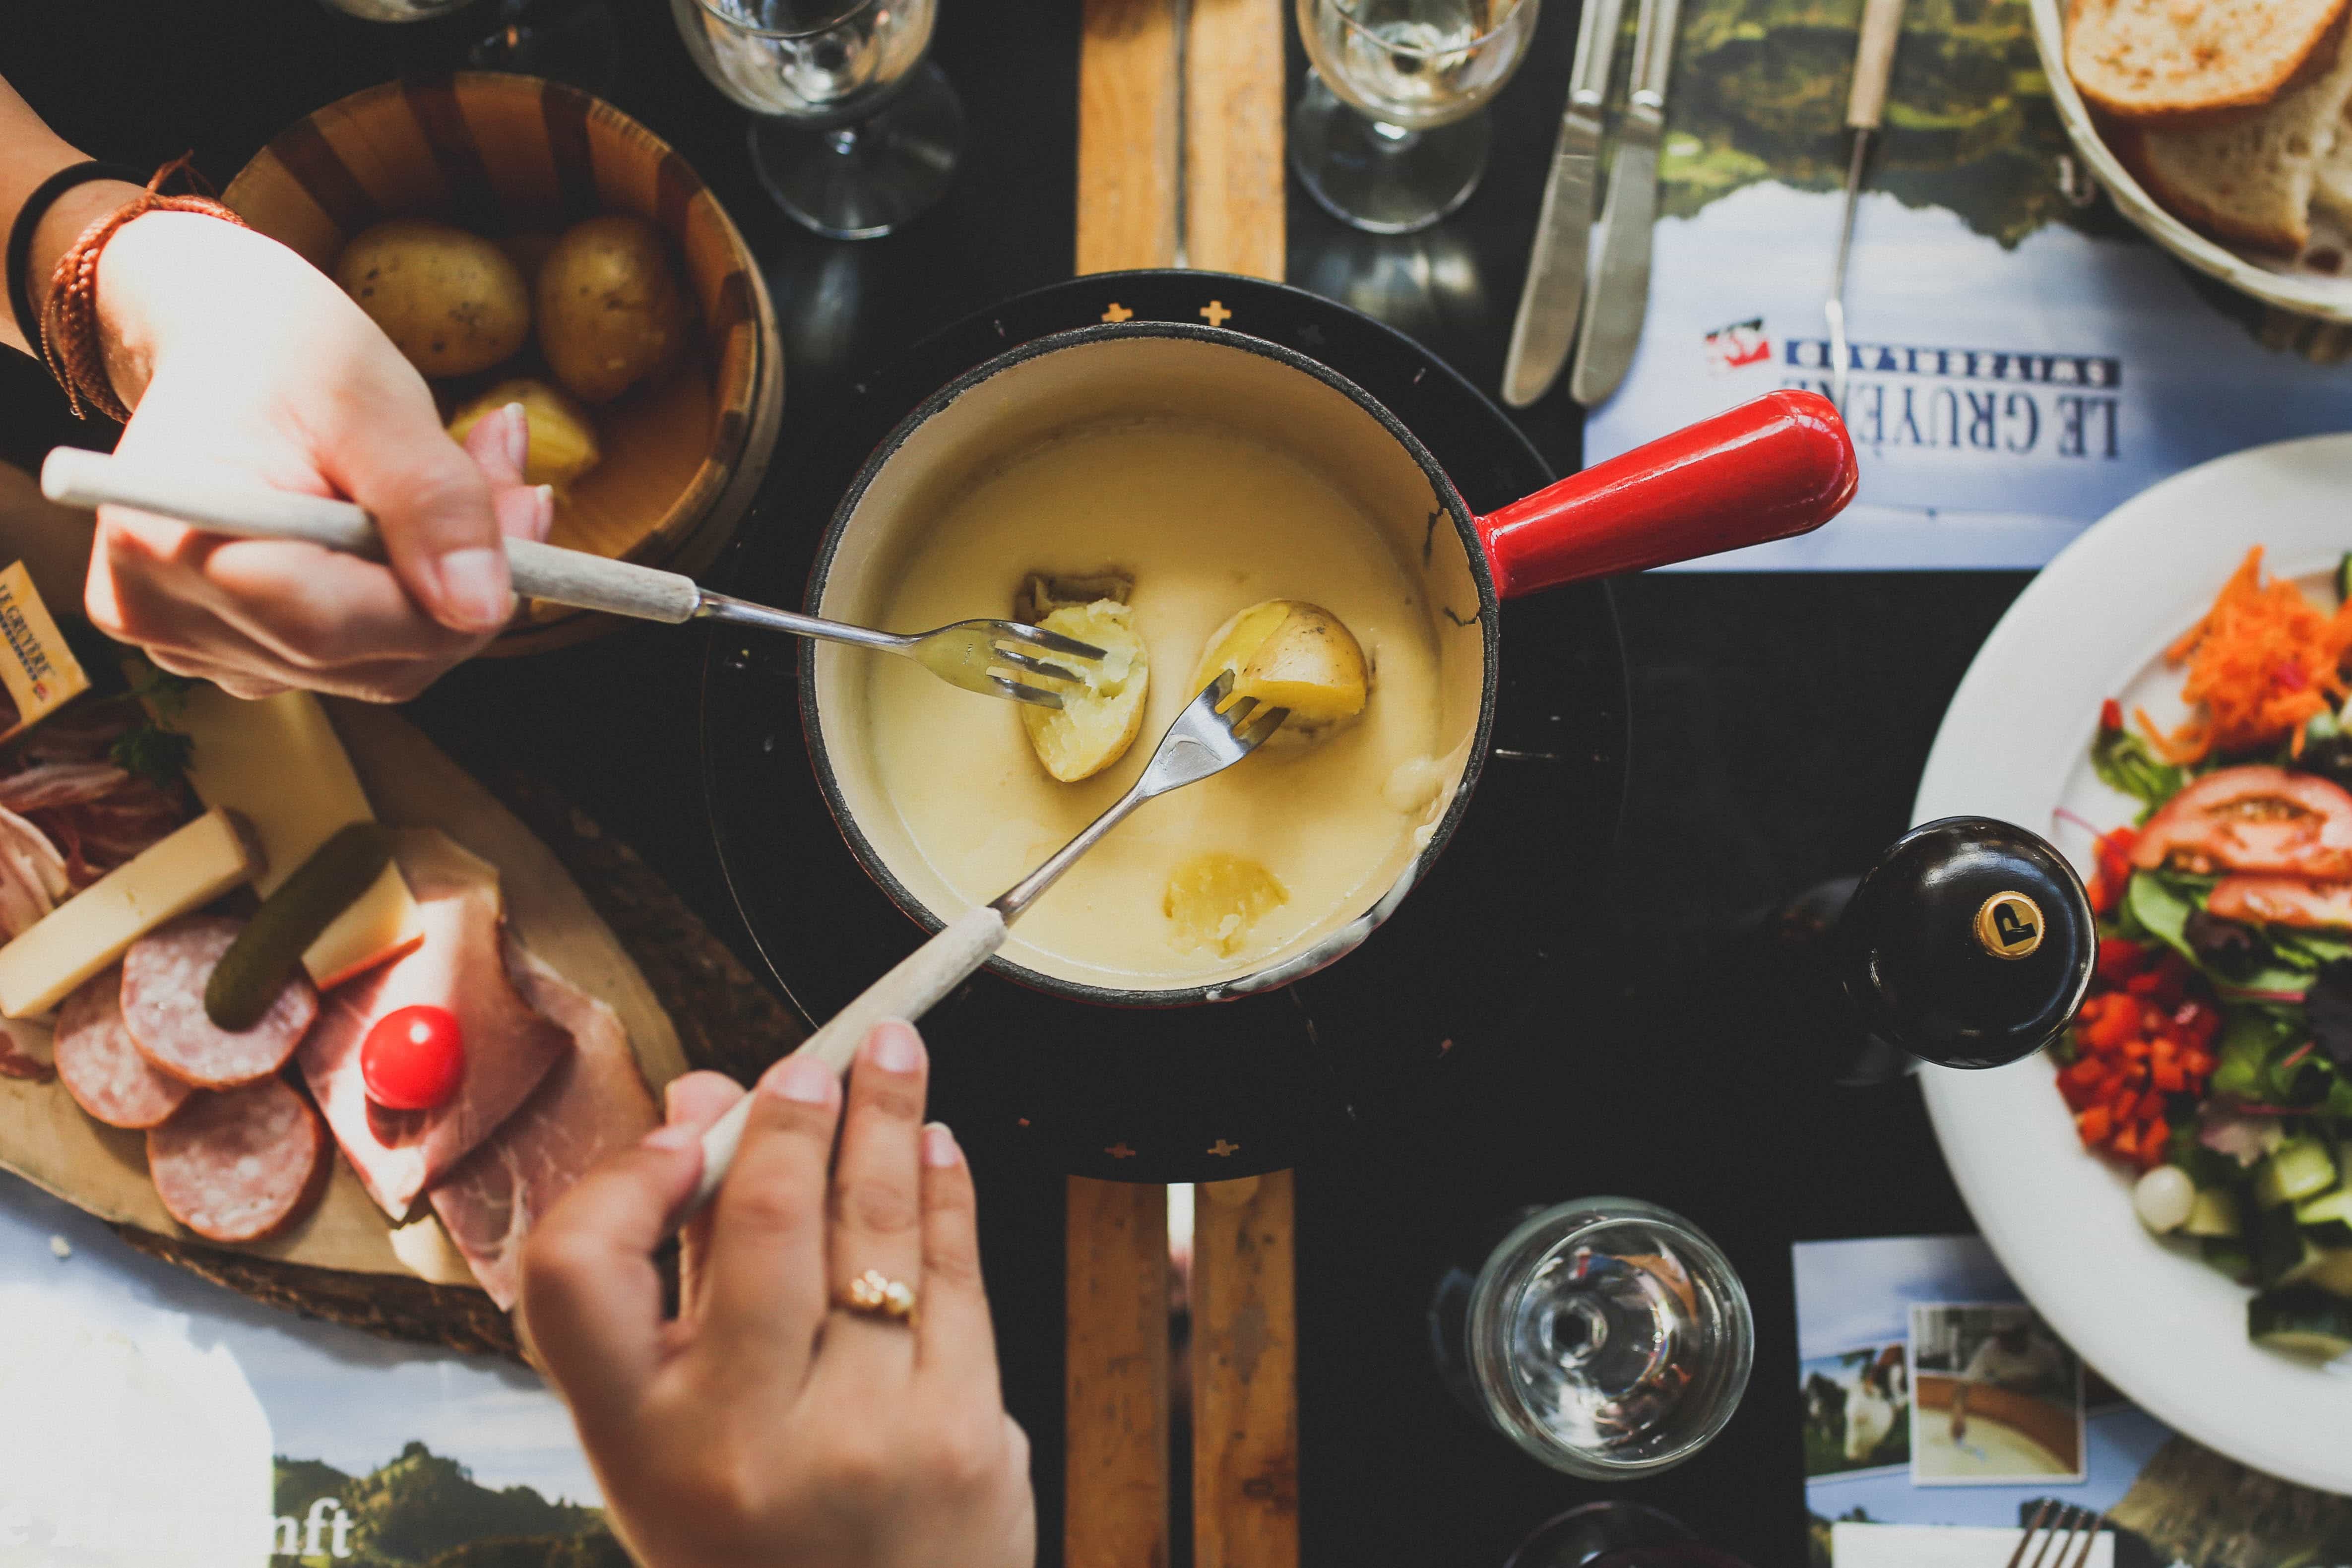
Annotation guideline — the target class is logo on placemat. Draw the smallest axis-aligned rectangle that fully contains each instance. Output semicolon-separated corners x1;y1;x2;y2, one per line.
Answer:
1705;317;1771;376
1973;892;2043;959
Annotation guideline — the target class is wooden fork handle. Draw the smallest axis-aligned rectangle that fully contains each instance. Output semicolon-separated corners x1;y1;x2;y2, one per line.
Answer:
40;446;705;624
688;906;1010;1215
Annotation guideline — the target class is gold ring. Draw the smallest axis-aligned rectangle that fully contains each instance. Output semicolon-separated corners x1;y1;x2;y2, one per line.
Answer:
840;1268;920;1329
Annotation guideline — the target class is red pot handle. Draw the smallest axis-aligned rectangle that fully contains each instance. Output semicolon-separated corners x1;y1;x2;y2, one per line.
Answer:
1473;390;1857;598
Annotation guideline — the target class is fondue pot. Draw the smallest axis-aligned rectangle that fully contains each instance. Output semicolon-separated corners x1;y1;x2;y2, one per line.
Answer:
797;323;1854;1006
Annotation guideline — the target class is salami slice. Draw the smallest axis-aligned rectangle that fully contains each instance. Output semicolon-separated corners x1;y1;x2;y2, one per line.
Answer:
122;915;317;1089
54;966;191;1129
146;1078;324;1243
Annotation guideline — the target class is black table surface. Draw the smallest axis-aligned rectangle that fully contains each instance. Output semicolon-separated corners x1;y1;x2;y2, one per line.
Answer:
1;5;2032;1562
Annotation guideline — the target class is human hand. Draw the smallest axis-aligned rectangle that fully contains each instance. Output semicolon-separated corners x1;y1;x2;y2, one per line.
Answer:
80;212;549;701
518;1022;1036;1568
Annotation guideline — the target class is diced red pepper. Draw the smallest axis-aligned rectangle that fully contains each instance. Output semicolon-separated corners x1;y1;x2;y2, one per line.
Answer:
2100;698;2124;732
2095;937;2147;981
2111;1121;2141;1158
2076;1105;2113;1145
2151;1062;2186;1093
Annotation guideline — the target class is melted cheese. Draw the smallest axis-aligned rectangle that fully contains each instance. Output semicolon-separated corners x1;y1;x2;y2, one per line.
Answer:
866;420;1443;987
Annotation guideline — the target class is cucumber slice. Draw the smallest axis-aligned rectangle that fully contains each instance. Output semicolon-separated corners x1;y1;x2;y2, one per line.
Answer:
2250;1285;2352;1358
2255;1137;2338;1209
2201;1239;2254;1283
2296;1186;2352;1247
2257;1205;2325;1286
2307;1248;2352;1297
2185;1186;2242;1238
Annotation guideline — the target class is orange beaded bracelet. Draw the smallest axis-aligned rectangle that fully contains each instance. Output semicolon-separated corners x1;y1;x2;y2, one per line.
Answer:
38;154;248;424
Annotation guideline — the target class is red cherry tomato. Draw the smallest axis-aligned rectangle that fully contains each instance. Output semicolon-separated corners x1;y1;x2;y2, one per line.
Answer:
361;1005;465;1111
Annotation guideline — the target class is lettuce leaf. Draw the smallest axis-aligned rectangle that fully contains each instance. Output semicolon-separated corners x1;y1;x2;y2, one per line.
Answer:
2092;727;2186;820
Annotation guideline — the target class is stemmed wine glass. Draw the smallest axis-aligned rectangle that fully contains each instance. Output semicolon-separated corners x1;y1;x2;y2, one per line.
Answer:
1292;0;1540;234
1430;1198;1754;1479
674;0;963;240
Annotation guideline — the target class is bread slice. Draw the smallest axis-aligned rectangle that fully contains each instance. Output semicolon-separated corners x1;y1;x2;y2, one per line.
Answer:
2069;0;2350;122
2315;102;2352;221
2120;26;2352;251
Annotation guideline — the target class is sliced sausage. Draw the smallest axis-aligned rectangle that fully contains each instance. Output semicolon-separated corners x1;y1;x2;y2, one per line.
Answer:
146;1077;325;1244
122;915;317;1090
54;966;191;1129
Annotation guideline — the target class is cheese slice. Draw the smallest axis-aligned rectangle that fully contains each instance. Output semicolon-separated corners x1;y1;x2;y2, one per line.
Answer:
175;687;424;986
0;808;261;1017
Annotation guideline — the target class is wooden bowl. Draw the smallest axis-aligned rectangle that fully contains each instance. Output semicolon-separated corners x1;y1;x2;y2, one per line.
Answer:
222;72;784;650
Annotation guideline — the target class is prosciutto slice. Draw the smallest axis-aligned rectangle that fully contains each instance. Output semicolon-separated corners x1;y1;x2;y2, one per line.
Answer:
0;804;69;940
298;831;569;1219
429;941;656;1309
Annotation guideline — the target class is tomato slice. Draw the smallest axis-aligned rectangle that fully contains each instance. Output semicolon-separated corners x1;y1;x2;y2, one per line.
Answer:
2130;765;2352;878
2208;874;2352;929
361;1004;466;1112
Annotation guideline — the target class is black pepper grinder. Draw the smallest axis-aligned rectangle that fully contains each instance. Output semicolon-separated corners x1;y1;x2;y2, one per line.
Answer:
1754;816;2098;1082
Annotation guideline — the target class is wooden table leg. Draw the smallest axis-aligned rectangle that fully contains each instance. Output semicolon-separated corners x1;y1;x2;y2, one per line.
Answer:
1065;1177;1173;1568
1191;1172;1300;1568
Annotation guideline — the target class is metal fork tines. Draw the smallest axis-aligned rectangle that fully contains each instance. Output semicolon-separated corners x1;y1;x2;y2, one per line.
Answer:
695;592;1106;709
2006;1502;2105;1568
990;673;1288;922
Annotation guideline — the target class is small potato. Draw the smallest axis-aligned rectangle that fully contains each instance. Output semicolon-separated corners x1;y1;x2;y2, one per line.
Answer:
446;378;602;487
336;219;530;378
1019;601;1149;783
1188;598;1369;749
536;215;690;404
1164;851;1288;957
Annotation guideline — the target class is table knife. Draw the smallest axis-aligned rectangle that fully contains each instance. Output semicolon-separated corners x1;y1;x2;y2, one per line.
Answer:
1827;0;1907;408
1499;0;1627;408
1569;0;1682;407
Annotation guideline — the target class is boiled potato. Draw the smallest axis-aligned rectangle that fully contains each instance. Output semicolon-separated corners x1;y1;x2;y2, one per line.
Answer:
1188;598;1368;748
1164;852;1289;957
335;219;530;378
536;215;690;404
1019;601;1149;783
446;378;602;487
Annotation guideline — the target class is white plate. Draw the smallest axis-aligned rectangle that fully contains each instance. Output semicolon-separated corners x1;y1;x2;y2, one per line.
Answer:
2030;0;2352;323
1915;434;2352;1496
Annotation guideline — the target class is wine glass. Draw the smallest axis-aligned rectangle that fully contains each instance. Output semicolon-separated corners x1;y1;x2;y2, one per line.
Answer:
1431;1198;1753;1478
1292;0;1540;235
674;0;964;240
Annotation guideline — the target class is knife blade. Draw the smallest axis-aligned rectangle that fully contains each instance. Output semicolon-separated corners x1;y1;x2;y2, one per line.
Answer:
1568;0;1682;407
1499;0;1627;408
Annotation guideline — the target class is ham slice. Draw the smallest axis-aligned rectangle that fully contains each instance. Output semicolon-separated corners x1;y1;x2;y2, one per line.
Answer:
428;941;656;1309
298;830;569;1219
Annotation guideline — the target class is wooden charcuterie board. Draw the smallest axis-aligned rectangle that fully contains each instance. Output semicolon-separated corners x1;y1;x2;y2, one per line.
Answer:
0;702;725;1358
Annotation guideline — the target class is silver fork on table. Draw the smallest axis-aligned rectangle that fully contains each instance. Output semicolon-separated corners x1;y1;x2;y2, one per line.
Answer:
2006;1502;2105;1568
688;672;1288;1211
40;448;1103;709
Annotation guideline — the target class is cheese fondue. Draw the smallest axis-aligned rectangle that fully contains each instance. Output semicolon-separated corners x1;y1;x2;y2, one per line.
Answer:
865;417;1445;988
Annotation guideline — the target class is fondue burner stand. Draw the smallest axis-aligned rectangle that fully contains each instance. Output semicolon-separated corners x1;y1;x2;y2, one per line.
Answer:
700;272;1630;1184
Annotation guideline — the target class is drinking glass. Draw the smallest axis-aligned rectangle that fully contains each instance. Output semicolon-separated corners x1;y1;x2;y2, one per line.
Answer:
674;0;963;240
1292;0;1540;234
1505;1502;1756;1568
1431;1198;1753;1478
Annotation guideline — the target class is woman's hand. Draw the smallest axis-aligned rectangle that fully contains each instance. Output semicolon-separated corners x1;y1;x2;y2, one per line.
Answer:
518;1022;1036;1568
80;211;549;701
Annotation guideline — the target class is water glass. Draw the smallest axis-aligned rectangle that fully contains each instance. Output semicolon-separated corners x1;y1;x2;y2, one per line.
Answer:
1432;1198;1753;1478
674;0;963;239
1292;0;1540;234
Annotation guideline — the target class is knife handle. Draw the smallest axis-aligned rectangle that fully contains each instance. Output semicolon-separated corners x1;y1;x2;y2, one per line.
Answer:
1846;0;1907;129
1568;0;1627;106
1629;0;1678;107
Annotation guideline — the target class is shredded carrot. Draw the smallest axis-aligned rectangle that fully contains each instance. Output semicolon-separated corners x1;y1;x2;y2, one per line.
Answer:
2138;546;2352;763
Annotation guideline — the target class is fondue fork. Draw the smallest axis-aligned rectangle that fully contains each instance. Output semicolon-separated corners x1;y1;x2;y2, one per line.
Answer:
40;449;1104;710
687;672;1288;1213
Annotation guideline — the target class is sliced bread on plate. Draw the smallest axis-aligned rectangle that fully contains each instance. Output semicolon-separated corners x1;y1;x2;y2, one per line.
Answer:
2116;25;2352;251
2068;0;2349;122
2314;103;2352;221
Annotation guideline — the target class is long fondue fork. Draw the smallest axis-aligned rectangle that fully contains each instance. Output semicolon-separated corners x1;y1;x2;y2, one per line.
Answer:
40;448;1104;710
688;673;1288;1213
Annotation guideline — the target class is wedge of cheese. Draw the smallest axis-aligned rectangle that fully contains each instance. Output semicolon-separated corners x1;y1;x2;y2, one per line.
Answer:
175;687;424;987
0;808;261;1017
